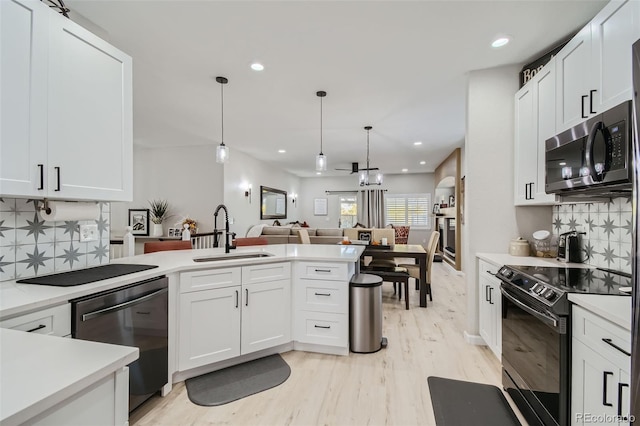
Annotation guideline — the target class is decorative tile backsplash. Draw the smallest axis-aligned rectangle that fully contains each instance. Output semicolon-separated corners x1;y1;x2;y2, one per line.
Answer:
0;197;110;282
552;197;632;275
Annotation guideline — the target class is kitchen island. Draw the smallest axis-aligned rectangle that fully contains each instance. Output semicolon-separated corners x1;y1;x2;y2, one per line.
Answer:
0;244;365;421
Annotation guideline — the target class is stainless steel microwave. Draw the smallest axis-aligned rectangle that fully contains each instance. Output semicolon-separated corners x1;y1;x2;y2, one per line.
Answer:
545;100;633;196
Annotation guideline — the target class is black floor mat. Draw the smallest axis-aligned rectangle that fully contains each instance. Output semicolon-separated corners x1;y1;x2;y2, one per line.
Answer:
185;354;290;406
428;376;521;426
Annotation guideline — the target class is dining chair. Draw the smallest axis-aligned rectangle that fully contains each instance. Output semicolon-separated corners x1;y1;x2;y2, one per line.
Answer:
233;237;268;246
144;240;193;254
398;231;439;301
297;229;311;244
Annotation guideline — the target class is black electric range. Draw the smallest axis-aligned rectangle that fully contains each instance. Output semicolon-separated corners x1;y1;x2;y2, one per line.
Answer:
497;265;631;316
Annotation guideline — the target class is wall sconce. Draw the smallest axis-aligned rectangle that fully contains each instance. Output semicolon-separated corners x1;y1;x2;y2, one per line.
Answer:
244;184;252;203
291;193;297;206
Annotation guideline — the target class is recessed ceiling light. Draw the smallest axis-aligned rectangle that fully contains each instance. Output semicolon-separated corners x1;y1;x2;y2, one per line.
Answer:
250;63;264;71
491;37;510;48
413;141;422;146
316;172;322;175
402;168;408;172
419;161;426;165
278;149;286;153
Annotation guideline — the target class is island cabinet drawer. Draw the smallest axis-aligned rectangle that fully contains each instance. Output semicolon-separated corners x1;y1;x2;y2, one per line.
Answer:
242;262;291;285
180;267;241;293
0;303;71;337
296;262;350;281
573;305;631;361
295;311;347;347
295;280;347;314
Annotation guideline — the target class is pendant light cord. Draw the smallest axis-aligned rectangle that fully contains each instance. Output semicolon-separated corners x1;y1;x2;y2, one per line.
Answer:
220;82;225;146
319;95;323;155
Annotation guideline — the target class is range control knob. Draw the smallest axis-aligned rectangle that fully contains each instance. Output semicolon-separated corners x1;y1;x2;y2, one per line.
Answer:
543;289;557;301
534;285;546;295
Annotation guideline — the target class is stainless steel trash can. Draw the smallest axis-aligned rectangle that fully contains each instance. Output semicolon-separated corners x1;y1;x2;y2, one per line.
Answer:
349;273;385;353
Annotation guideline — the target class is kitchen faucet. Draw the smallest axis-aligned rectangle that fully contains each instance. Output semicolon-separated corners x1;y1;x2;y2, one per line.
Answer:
213;204;236;253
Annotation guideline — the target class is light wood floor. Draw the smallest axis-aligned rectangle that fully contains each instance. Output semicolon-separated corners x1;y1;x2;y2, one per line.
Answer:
131;263;525;425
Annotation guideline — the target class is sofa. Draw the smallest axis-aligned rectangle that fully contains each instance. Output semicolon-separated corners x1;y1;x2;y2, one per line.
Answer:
251;225;395;245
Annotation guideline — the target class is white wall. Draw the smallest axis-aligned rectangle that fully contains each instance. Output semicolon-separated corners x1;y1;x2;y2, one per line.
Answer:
224;148;301;237
464;65;552;338
110;144;224;236
299;173;435;246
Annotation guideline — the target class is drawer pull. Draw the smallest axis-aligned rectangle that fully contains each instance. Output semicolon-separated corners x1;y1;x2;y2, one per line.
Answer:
602;338;631;356
618;382;629;419
315;292;331;297
26;324;46;333
136;311;150;315
603;371;613;406
314;269;332;273
314;325;331;329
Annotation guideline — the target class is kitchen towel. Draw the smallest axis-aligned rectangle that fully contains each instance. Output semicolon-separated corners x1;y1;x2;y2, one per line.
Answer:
40;201;100;222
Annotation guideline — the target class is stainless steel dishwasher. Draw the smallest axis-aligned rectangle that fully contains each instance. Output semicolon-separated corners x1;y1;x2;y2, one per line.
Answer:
71;276;168;412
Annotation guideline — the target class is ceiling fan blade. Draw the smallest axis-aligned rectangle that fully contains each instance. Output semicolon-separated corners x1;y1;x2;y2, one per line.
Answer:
360;167;379;171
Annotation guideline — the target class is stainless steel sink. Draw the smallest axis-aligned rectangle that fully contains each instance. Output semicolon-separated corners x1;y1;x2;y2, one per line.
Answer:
193;252;273;262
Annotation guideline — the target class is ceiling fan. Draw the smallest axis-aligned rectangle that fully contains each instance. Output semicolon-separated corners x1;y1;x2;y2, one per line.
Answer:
335;162;379;174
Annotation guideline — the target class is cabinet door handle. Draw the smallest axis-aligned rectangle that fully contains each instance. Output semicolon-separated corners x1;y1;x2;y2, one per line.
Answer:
37;164;44;190
26;324;46;333
602;338;631;356
235;290;239;308
617;382;629;419
314;324;331;329
589;89;597;114
603;371;614;406
54;166;61;191
245;288;248;306
488;287;494;305
581;95;588;118
315;292;331;297
485;284;490;302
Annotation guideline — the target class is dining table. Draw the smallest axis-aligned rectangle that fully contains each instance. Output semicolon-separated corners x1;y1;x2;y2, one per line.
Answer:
361;244;428;307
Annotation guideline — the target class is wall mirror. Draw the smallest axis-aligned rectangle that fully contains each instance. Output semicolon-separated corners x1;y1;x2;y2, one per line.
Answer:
260;186;287;219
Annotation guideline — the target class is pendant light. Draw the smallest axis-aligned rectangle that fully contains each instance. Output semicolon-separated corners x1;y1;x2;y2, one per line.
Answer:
315;91;327;171
215;76;229;163
359;126;383;186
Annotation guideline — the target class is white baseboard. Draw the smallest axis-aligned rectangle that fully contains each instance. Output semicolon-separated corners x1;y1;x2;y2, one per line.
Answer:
464;331;486;346
439;259;465;276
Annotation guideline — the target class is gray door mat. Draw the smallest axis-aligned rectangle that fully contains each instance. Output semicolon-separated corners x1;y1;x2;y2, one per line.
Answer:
428;376;521;426
185;354;291;406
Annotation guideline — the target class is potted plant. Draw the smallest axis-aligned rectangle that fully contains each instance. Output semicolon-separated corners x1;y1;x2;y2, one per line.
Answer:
149;199;170;237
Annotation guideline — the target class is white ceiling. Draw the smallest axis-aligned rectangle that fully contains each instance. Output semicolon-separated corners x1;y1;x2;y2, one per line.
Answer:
65;0;607;177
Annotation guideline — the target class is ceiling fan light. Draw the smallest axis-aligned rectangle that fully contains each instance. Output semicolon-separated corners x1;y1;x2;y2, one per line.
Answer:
216;143;228;163
316;153;327;171
359;170;368;186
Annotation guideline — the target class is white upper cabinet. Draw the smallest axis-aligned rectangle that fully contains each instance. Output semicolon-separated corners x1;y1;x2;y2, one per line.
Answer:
591;0;640;114
556;0;640;133
0;0;133;201
514;59;558;206
0;0;48;196
47;13;133;201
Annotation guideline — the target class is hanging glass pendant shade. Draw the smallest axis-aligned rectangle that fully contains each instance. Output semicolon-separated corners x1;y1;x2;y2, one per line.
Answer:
315;91;327;171
215;76;229;164
359;125;383;186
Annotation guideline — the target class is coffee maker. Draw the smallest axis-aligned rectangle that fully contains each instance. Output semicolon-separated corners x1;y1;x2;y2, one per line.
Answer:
557;231;585;263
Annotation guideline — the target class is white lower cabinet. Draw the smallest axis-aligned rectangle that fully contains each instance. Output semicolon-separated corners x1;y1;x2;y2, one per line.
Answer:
293;261;354;354
572;305;631;426
0;303;71;337
477;258;501;360
178;263;291;371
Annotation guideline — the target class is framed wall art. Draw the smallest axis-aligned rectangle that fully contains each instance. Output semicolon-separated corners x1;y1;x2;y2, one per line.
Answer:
128;209;150;236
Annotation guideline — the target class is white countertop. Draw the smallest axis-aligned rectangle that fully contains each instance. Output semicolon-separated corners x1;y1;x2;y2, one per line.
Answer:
569;293;632;331
0;244;365;320
476;252;595;269
0;328;139;426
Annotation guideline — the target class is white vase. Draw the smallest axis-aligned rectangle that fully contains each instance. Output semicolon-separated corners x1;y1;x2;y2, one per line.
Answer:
151;223;163;237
